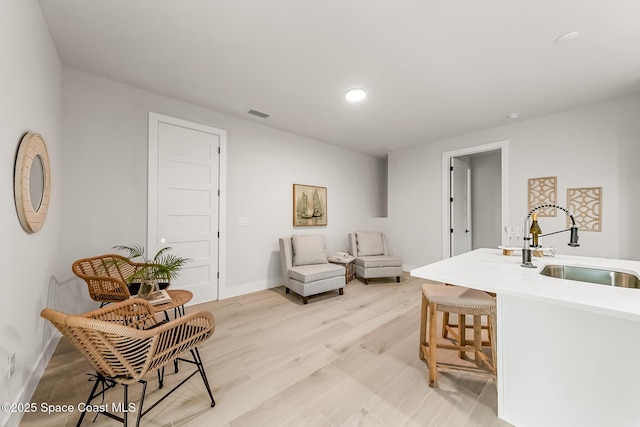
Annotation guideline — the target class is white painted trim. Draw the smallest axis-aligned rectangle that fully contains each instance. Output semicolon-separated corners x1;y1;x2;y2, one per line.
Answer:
148;113;160;254
218;125;227;304
441;140;510;259
219;278;282;300
148;112;227;301
5;334;60;427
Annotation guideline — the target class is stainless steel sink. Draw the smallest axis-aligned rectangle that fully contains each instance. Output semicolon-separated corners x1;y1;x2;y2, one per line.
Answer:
540;264;640;288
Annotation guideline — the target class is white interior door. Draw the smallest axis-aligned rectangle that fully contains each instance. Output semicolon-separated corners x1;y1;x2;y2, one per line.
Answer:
148;113;225;304
451;157;472;256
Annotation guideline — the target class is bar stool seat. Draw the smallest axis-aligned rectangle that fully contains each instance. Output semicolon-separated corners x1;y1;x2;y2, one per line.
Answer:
419;282;497;387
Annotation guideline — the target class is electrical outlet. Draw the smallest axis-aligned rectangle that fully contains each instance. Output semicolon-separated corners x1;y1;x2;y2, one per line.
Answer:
238;217;249;226
8;352;15;379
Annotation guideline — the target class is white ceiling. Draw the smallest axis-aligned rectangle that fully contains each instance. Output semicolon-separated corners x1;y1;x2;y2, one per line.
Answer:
38;0;640;157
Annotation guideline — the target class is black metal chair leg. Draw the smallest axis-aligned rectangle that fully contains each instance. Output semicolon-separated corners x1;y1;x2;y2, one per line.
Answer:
78;353;213;427
134;381;147;427
157;366;165;389
192;348;215;407
122;384;128;427
76;374;102;427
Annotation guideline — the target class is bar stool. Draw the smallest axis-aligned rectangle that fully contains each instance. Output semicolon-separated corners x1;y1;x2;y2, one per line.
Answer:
419;282;497;387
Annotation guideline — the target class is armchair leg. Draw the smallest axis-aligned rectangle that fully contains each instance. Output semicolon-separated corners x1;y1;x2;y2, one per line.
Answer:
133;381;147;427
364;278;369;285
285;287;290;294
123;384;129;427
157;367;164;389
192;348;216;407
77;373;119;427
396;276;401;282
339;288;344;295
303;296;309;304
77;352;215;427
76;374;103;427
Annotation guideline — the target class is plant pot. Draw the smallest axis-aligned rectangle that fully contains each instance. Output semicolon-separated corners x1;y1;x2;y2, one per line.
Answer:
129;282;141;295
130;281;168;296
138;280;158;299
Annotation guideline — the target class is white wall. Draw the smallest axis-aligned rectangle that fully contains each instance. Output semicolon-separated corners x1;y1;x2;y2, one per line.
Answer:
0;1;63;426
61;68;384;300
388;94;640;268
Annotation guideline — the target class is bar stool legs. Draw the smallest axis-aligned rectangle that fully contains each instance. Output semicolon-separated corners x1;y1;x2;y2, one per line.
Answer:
442;291;495;349
419;283;497;387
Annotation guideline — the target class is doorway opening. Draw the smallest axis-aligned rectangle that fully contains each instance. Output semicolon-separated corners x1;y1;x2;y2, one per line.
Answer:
441;141;509;259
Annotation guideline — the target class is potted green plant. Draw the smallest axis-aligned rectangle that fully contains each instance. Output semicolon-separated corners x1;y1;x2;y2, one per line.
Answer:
113;244;190;296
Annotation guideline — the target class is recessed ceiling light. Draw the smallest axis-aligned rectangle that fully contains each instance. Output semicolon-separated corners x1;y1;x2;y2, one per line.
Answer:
507;113;520;120
555;31;579;45
345;88;367;102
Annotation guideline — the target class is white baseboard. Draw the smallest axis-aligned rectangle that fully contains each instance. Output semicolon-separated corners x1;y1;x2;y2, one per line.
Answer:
4;333;60;427
219;277;282;300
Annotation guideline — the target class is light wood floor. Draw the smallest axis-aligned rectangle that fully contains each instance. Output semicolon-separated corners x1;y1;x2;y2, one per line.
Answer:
21;274;513;427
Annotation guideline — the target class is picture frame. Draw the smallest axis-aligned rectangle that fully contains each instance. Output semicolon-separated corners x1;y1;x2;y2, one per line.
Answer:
567;187;602;232
528;176;557;217
293;184;327;227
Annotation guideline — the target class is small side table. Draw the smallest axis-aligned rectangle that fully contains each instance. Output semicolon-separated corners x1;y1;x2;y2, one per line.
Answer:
329;256;355;284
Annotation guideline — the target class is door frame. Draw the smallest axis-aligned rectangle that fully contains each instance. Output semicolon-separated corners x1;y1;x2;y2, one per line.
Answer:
147;112;227;300
441;140;509;259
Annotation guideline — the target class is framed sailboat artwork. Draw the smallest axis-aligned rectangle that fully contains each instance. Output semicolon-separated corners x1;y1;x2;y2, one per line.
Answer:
293;184;327;226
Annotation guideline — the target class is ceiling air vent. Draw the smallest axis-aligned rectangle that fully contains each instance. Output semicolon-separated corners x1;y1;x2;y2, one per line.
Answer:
247;108;270;119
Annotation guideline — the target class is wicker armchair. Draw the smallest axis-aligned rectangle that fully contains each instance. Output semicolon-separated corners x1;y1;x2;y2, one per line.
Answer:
72;254;148;304
41;298;216;427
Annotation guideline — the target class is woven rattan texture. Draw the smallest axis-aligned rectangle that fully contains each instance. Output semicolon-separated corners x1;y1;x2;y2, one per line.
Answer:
72;254;151;303
41;298;214;385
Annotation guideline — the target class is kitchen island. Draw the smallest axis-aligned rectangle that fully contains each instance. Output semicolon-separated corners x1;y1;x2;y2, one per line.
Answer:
411;248;640;427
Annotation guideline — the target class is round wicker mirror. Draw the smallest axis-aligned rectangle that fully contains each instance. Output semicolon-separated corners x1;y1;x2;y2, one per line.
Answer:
14;132;51;233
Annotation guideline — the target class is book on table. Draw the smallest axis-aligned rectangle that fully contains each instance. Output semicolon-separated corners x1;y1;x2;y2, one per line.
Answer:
131;289;172;306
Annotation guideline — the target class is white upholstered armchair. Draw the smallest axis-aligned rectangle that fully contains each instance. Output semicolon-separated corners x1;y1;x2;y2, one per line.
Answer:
348;231;403;284
279;234;345;304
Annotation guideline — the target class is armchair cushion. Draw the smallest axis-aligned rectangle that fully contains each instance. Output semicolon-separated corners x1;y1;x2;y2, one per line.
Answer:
355;255;403;269
292;234;328;266
356;231;385;256
289;263;345;284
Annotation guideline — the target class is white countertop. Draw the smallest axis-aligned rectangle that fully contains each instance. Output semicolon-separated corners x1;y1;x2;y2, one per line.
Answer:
410;248;640;321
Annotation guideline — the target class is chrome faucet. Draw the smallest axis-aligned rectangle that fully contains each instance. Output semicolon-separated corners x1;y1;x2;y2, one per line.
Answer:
521;204;580;268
